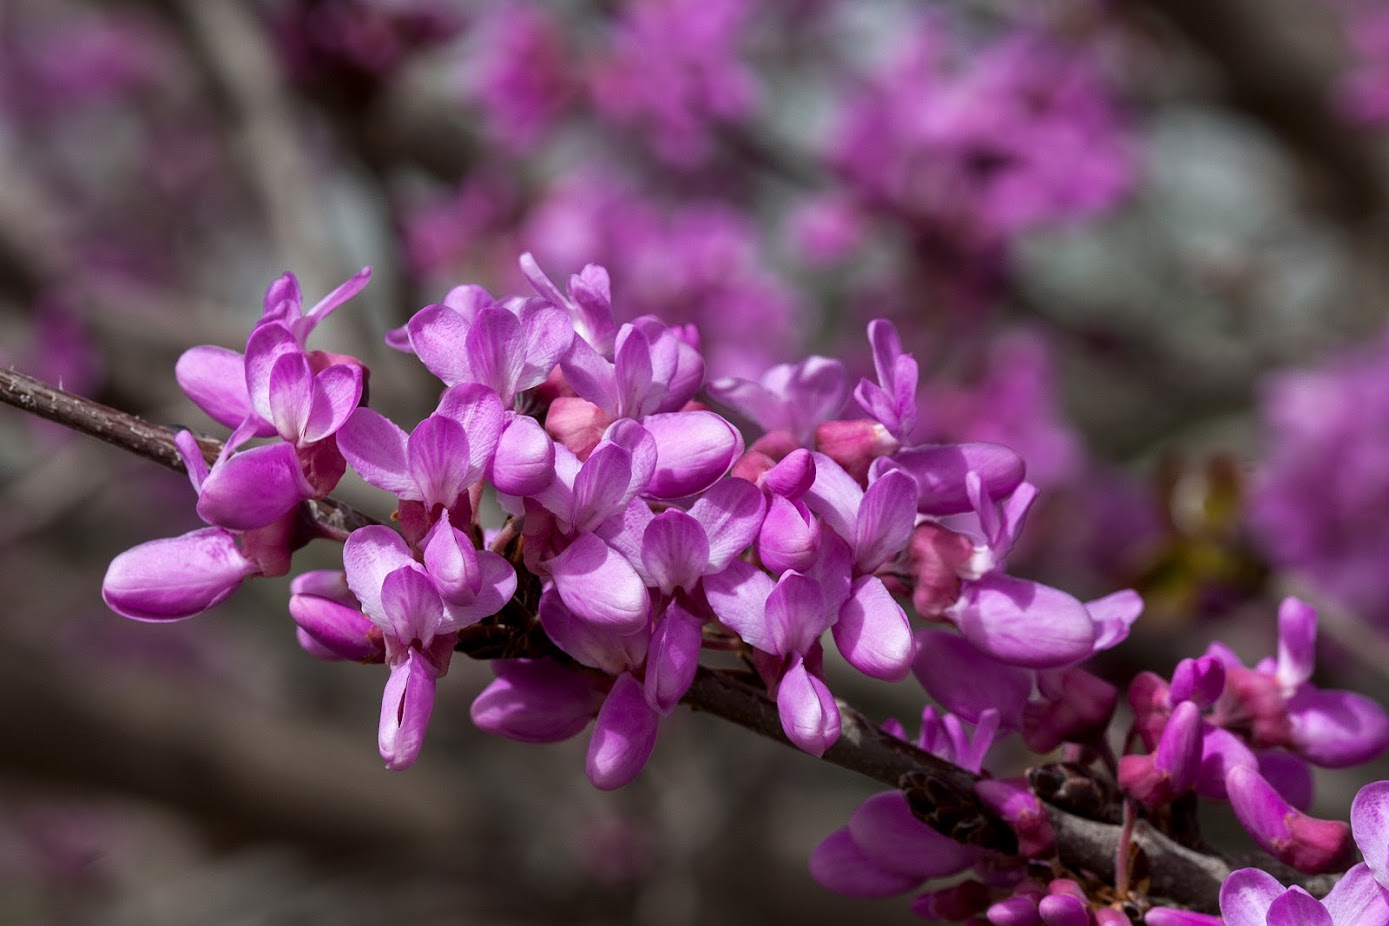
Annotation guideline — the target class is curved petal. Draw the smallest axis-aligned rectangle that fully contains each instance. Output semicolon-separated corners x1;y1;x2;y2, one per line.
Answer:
407;415;473;512
803;451;863;540
1351;780;1389;888
854;469;917;573
848;791;981;880
470;658;603;744
912;629;1030;729
613;324;658;418
834;576;914;681
103;528;257;621
516;304;574;393
703;558;775;652
767;572;829;656
243;323;301;422
406;303;474;386
342;526;415;625
560;334;618;414
1276;597;1318;689
546;533;650;634
953;574;1096;669
490;414;555;497
302;363;363;444
1218;868;1285;926
423;521;482;600
539;585;646;674
762;448;816;498
586;673;660;790
641;510;710;596
1195;725;1258;800
808;827;921;898
641;411;742;499
379;649;437;770
465;306;526;402
572;443;634;535
175;345;261;430
379;564;445;648
267;351;315;443
337;407;415;498
777;656;840;756
689;477;766;572
289;584;383;662
644;602;704;714
1287;687;1389;768
1264;888;1332;926
1322;863;1389;925
885;443;1026;516
758;495;820;575
436;382;505;480
441;551;517;628
196;442;313;530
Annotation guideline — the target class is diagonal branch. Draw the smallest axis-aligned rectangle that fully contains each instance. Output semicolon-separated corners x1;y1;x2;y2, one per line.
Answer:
0;368;1268;912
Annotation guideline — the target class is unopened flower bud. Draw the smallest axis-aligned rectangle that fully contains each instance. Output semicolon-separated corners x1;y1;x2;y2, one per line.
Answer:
815;418;900;482
1169;656;1225;709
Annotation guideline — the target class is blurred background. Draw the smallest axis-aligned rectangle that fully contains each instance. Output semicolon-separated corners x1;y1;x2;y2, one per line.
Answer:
2;0;1389;922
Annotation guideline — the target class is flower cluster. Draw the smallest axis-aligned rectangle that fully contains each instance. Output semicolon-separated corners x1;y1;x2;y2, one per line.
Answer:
99;253;1389;922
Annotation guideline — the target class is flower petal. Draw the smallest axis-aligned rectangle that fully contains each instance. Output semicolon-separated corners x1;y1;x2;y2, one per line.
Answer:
645;602;704;714
953;574;1096;669
337;407;415;497
641;410;743;499
1351;780;1389;888
436;382;505;481
912;629;1030;729
1218;868;1284;926
1264;888;1332;926
490;414;556;497
539;586;646;675
1322;863;1389;925
470;658;603;743
586;672;660;790
302;363;363;444
175;345;261;430
1275;597;1319;689
103;528;257;621
855;469;918;574
572;443;634;535
703;558;775;652
849;791;981;880
808;828;921;898
777;656;840;756
379;563;445;648
883;443;1026;516
689;477;766;571
834;576;914;681
243;322;301;423
342;526;415;625
546;533;650;634
196;442;313;530
407;414;472;512
1286;686;1389;769
267;351;315;443
641;510;711;596
406;303;474;385
379;649;437;770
